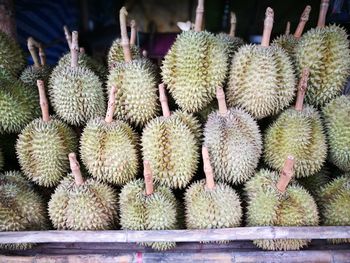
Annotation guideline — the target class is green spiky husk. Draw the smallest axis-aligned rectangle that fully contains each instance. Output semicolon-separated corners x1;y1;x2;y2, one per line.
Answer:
20;65;52;89
171;110;202;143
107;39;141;69
204;108;262;184
107;59;159;127
161;31;228;113
216;33;245;62
80;118;139;185
0;31;25;76
322;95;350;172
295;25;350;107
16;117;77;187
227;45;296;119
272;35;298;59
264;106;327;178
297;166;332;197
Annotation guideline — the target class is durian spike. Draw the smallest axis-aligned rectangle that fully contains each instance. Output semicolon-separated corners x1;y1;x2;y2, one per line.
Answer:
37;80;50;122
276;155;295;193
295;68;310;111
105;85;117;123
79;47;85;54
130;19;137;46
285;21;291;35
27;37;41;68
70;31;79;68
194;0;204;32
202;146;215;189
38;44;46;66
142;49;148;58
159;83;171;117
68;153;84;186
143;160;154;196
294;5;311;39
229;12;237;37
317;0;329;28
63;25;72;49
119;7;132;62
216;86;228;116
261;7;274;47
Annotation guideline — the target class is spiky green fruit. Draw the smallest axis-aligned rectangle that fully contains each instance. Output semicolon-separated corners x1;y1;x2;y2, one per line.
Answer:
107;59;159;126
107;39;141;69
48;176;118;230
322;95;350;172
20;65;52;89
245;169;319;250
142;116;199;189
227;45;296;119
204;108;262;184
49;65;105;126
0;31;25;76
161;31;228;112
217;33;245;61
297;166;332;197
119;179;178;250
16;117;77;187
272;35;298;58
80;118;139;185
171;110;202;143
264;105;327;178
295;25;350;107
317;175;350;244
185;180;242;231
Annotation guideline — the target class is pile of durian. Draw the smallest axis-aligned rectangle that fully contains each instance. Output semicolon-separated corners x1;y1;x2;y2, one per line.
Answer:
1;0;350;252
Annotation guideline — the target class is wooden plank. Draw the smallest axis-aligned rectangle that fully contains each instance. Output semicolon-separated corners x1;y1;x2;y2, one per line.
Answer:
0;226;350;243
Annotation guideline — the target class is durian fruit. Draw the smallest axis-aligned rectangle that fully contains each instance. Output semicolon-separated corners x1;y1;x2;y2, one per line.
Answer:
161;0;228;113
245;157;319;250
322;95;350;172
171;110;202;143
48;153;118;230
227;8;296;119
107;7;159;127
0;171;48;250
204;87;262;184
142;84;199;189
16;80;77;187
264;69;327;178
20;37;51;89
0;74;40;134
0;31;25;76
272;6;311;58
49;31;105;126
80;85;139;186
297;166;331;196
119;160;178;250
295;0;350;107
184;147;242;236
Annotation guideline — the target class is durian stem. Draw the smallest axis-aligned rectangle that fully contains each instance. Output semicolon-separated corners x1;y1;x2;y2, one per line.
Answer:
294;5;311;39
276;156;295;193
143;160;154;196
285;21;290;35
27;37;41;68
216;86;228;116
71;31;79;68
261;7;274;47
37;80;50;122
120;7;132;62
202;146;215;189
79;47;85;54
194;0;204;32
68;153;84;186
130;19;137;46
38;44;46;66
229;12;236;37
63;25;72;49
105;85;116;123
142;50;148;58
317;0;329;28
295;68;310;111
159;83;171;118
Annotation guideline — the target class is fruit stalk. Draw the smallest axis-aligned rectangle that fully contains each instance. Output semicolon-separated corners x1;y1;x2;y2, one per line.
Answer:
130;19;137;46
38;44;46;66
295;68;309;111
317;0;329;28
216;86;228;116
229;12;236;37
37;80;50;122
120;7;132;62
144;160;154;196
63;25;72;49
202;146;215;189
27;37;41;68
261;7;274;47
105;86;117;123
294;5;311;39
276;156;295;192
194;0;204;32
285;21;290;35
70;31;79;68
68;153;84;186
159;83;171;117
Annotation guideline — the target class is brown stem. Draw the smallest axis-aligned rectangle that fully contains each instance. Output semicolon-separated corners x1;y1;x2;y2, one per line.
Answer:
105;86;116;123
79;47;85;54
317;0;329;28
38;44;46;66
120;7;132;62
27;37;41;68
63;25;72;49
294;5;311;39
37;80;50;122
261;7;274;47
130;19;137;46
276;156;295;193
159;83;171;118
216;86;228;116
295;68;309;111
285;21;290;35
229;12;236;37
143;160;154;196
194;0;204;32
0;0;16;39
202;146;215;189
71;31;79;68
68;153;84;186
